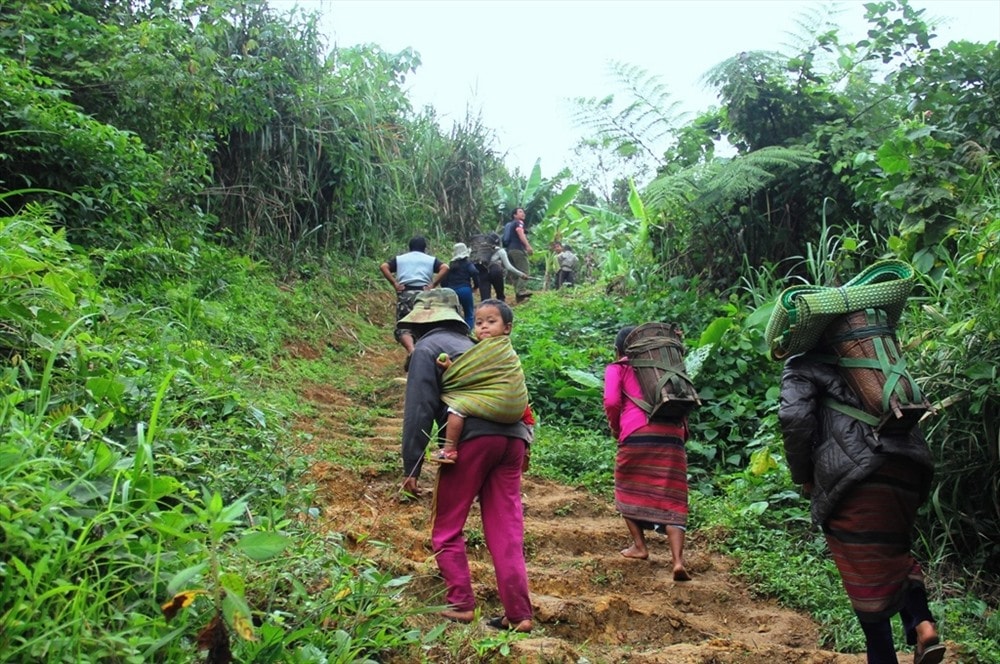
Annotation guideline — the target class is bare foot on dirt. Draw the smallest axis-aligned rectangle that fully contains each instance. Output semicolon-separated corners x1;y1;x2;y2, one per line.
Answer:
399;477;421;501
620;545;648;560
440;609;474;623
673;566;692;581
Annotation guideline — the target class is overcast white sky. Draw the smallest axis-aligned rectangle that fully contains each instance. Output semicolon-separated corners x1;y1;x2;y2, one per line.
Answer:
272;0;1000;175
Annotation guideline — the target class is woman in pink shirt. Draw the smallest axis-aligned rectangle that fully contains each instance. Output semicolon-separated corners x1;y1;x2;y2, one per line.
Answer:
603;326;691;581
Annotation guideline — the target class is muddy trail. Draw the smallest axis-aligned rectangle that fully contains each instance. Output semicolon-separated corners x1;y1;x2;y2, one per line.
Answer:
289;291;871;663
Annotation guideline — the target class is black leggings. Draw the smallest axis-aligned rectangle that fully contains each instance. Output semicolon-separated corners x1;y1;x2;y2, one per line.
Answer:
858;585;934;663
476;262;506;302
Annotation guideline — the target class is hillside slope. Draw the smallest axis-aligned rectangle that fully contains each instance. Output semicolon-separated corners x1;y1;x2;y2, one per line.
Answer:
288;289;881;663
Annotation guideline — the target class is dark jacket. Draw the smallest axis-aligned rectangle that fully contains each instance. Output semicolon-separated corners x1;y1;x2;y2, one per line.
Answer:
778;353;934;525
442;258;480;290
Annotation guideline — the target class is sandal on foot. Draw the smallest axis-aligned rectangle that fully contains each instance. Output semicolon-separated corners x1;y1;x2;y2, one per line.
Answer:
486;616;532;633
486;616;507;630
428;449;458;464
914;640;945;664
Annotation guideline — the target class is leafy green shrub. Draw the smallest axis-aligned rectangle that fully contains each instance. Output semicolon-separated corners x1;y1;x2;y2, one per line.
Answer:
0;210;434;662
906;195;1000;574
512;287;623;426
0;56;169;248
531;425;614;497
687;315;781;477
932;593;1000;663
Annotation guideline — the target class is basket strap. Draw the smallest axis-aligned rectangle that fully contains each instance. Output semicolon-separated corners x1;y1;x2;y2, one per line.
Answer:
625;393;656;415
822;397;880;427
835;339;922;410
629;356;691;393
627;336;684;354
628;334;692;394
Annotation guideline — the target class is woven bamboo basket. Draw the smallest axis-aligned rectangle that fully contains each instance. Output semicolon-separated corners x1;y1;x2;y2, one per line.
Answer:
822;308;928;434
624;323;700;420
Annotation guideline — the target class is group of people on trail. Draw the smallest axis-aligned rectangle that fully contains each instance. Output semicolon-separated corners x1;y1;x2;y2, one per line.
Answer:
380;240;943;663
468;227;526;304
379;220;532;366
378;209;585;365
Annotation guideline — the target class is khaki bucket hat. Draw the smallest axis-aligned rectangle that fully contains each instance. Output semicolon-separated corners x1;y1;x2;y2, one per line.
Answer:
398;288;467;328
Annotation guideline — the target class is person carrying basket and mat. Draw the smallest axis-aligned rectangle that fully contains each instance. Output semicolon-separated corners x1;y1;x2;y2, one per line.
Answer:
768;260;945;664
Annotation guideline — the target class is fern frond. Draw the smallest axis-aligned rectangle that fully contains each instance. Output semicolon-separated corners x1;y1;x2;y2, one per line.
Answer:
644;145;819;213
571;61;684;168
700;145;820;205
643;169;703;212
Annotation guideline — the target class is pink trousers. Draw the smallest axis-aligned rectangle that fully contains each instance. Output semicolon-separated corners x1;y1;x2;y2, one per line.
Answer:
431;434;532;622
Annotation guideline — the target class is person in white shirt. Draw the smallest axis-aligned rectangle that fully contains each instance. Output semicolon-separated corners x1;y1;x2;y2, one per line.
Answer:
379;236;448;358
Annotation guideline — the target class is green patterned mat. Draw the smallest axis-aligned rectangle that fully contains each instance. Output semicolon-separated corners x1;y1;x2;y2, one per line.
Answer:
765;259;916;361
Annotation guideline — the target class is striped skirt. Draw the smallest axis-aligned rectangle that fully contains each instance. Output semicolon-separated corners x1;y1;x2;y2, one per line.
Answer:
822;456;931;620
614;422;688;528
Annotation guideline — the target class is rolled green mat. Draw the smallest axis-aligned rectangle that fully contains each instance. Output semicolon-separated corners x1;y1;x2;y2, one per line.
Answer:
765;259;915;360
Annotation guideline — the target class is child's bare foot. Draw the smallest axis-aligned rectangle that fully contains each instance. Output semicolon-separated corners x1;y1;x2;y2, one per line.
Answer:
429;448;458;464
673;566;692;581
620;545;648;560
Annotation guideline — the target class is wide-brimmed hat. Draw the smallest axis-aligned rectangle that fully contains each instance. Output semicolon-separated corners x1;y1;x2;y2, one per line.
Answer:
452;242;470;261
398;288;468;328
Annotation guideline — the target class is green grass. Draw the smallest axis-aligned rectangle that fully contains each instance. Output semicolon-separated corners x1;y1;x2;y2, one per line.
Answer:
5;209;998;662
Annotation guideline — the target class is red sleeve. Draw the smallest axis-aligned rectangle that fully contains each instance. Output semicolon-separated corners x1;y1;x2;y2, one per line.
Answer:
521;404;535;426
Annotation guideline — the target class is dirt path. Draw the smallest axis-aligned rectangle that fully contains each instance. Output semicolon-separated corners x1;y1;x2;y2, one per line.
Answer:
289;291;869;663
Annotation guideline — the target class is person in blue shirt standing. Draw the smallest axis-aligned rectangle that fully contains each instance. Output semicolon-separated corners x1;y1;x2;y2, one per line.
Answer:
503;208;534;302
441;242;480;328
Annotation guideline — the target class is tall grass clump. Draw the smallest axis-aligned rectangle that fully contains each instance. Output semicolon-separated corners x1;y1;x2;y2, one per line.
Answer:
0;210;428;662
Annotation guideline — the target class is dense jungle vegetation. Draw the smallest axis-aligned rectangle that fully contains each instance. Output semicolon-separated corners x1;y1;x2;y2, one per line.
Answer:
1;0;998;661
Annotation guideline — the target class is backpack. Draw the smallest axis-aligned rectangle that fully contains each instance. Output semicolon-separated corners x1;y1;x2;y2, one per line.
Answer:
820;307;931;434
623;322;701;420
469;233;495;264
501;220;516;248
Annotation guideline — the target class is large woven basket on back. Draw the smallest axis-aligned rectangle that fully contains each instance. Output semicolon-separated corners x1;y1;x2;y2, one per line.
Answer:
821;308;929;434
624;323;700;420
